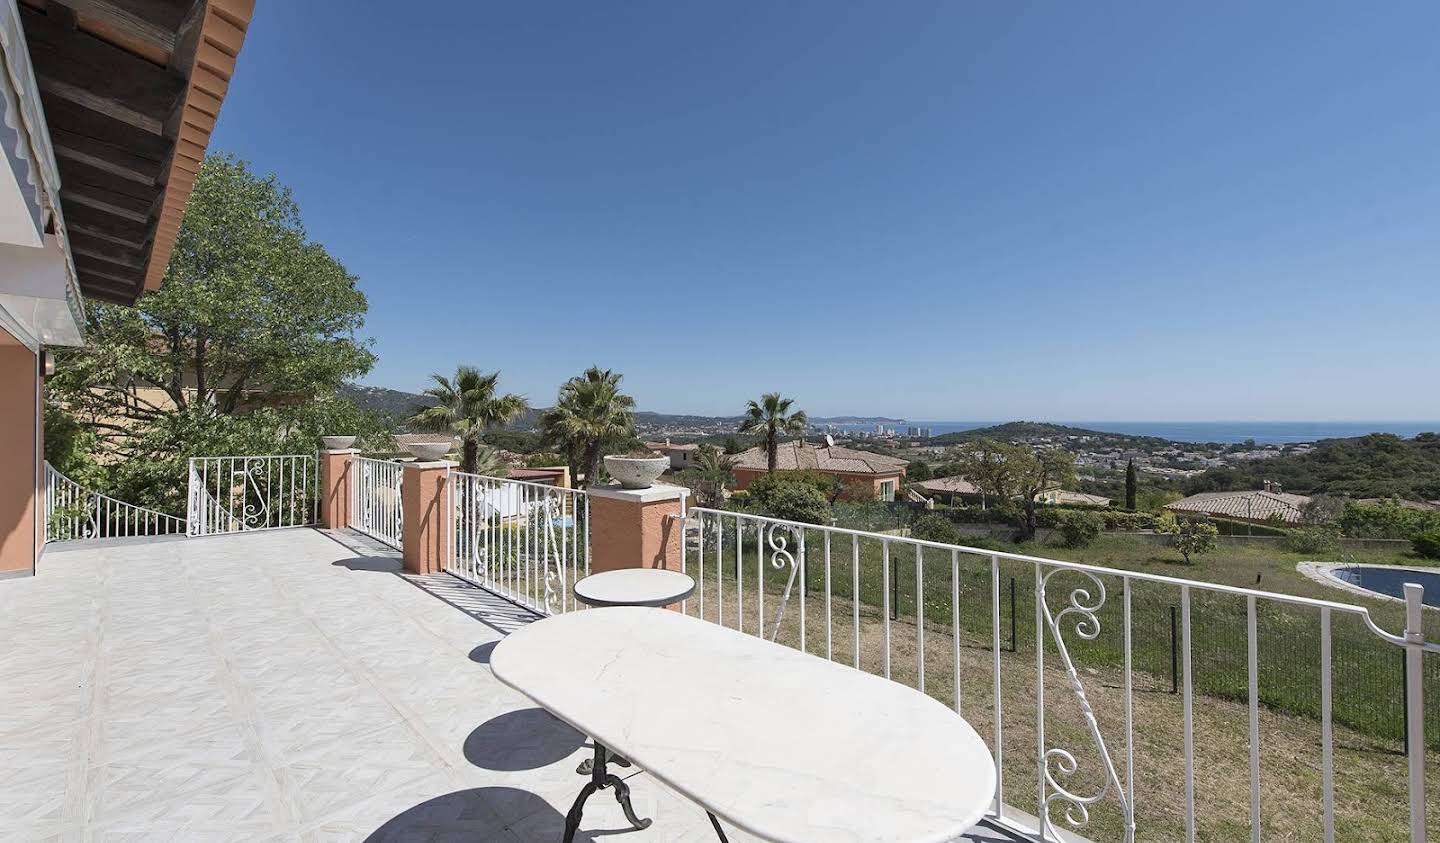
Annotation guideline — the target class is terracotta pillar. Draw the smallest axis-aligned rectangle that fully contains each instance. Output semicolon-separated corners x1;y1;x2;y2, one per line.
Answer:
402;460;452;575
0;333;40;578
586;483;689;574
318;449;357;529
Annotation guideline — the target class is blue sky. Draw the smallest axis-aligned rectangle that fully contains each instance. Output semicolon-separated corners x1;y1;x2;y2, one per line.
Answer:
210;2;1440;421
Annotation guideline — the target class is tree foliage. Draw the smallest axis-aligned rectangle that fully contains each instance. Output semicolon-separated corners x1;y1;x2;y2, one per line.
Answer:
409;367;527;475
739;392;806;473
538;367;636;487
45;153;383;510
950;438;1076;539
1158;513;1218;563
1125;459;1138;511
1186;433;1440;500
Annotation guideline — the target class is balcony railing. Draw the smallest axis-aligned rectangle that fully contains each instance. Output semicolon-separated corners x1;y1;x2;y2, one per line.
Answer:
446;471;589;615
352;456;403;549
681;506;1438;843
186;455;317;536
44;462;185;541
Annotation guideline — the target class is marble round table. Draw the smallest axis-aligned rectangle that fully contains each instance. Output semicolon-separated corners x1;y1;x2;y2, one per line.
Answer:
572;568;696;609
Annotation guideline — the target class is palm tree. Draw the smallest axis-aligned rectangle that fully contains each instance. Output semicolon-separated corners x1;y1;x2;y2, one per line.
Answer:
538;367;636;487
690;444;734;508
739;392;807;473
407;367;528;475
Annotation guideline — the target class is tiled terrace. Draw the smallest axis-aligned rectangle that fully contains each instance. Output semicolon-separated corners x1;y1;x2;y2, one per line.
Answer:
0;528;1019;842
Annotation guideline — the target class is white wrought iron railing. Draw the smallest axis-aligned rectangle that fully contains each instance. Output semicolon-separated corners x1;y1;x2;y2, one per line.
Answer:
44;462;185;541
447;472;589;615
352;456;404;549
187;455;317;537
682;507;1438;843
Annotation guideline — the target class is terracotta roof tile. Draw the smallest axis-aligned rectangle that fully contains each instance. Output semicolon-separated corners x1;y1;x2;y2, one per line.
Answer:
730;441;907;476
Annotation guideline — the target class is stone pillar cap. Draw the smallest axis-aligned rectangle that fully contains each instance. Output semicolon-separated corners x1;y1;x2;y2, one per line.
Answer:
586;482;690;503
404;459;456;469
321;448;362;454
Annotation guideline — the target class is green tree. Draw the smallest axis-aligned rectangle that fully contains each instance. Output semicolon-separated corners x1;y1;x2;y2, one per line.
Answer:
1158;513;1219;564
739;392;807;473
46;153;382;510
1125;459;1138;510
408;367;528;475
906;460;933;482
952;438;1076;540
538;367;636;488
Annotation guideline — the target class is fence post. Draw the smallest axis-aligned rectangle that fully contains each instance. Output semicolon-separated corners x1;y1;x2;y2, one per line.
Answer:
1170;605;1179;695
1009;577;1018;653
1402;583;1426;843
891;561;900;621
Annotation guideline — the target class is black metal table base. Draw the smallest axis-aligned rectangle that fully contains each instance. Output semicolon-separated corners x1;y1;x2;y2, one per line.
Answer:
562;744;651;843
575;753;631;775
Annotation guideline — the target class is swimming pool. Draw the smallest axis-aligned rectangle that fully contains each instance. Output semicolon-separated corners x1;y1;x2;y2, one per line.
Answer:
1331;566;1440;608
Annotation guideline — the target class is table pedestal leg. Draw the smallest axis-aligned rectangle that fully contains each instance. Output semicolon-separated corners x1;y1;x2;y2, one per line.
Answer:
707;810;730;842
575;753;631;775
562;744;652;843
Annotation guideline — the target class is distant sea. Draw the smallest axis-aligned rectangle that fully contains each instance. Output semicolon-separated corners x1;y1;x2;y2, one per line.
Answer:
832;421;1440;445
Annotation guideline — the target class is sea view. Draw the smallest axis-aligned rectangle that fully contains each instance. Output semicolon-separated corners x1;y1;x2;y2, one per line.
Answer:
840;420;1440;444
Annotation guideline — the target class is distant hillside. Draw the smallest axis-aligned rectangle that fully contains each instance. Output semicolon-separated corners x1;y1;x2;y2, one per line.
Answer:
810;416;906;425
932;421;1170;448
635;411;742;427
340;384;435;422
1187;432;1440;500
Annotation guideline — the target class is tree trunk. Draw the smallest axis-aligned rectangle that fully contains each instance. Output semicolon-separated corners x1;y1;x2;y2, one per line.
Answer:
585;444;602;489
462;435;478;475
1022;496;1038;540
767;433;777;474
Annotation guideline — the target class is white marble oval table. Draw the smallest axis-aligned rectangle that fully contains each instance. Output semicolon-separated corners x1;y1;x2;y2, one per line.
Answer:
491;607;995;843
572;568;696;608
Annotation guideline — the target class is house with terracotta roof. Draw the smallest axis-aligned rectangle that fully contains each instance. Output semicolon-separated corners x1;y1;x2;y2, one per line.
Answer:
1165;482;1311;525
730;440;908;501
644;439;701;470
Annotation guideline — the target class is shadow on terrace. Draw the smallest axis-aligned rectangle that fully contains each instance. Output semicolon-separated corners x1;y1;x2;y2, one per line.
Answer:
0;526;1019;841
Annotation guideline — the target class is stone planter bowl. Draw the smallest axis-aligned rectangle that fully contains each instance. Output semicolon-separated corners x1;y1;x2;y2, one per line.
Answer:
321;435;356;450
603;455;669;489
406;441;452;462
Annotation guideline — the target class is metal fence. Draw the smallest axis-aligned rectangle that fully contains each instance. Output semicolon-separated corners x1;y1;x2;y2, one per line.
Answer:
447;472;589;615
351;456;404;549
44;462;185;541
682;506;1437;843
187;455;317;536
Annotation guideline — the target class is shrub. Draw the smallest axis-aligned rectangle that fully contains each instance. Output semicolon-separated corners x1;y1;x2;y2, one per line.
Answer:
911;513;963;545
1413;529;1440;560
1054;509;1103;548
1284;526;1340;556
749;479;832;525
748;470;842;504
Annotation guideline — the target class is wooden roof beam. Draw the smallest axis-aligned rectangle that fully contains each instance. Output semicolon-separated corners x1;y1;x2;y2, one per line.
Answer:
20;4;186;133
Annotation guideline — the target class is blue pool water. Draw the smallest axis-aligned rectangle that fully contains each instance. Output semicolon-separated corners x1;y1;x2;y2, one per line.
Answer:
551;516;576;529
1334;567;1440;607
